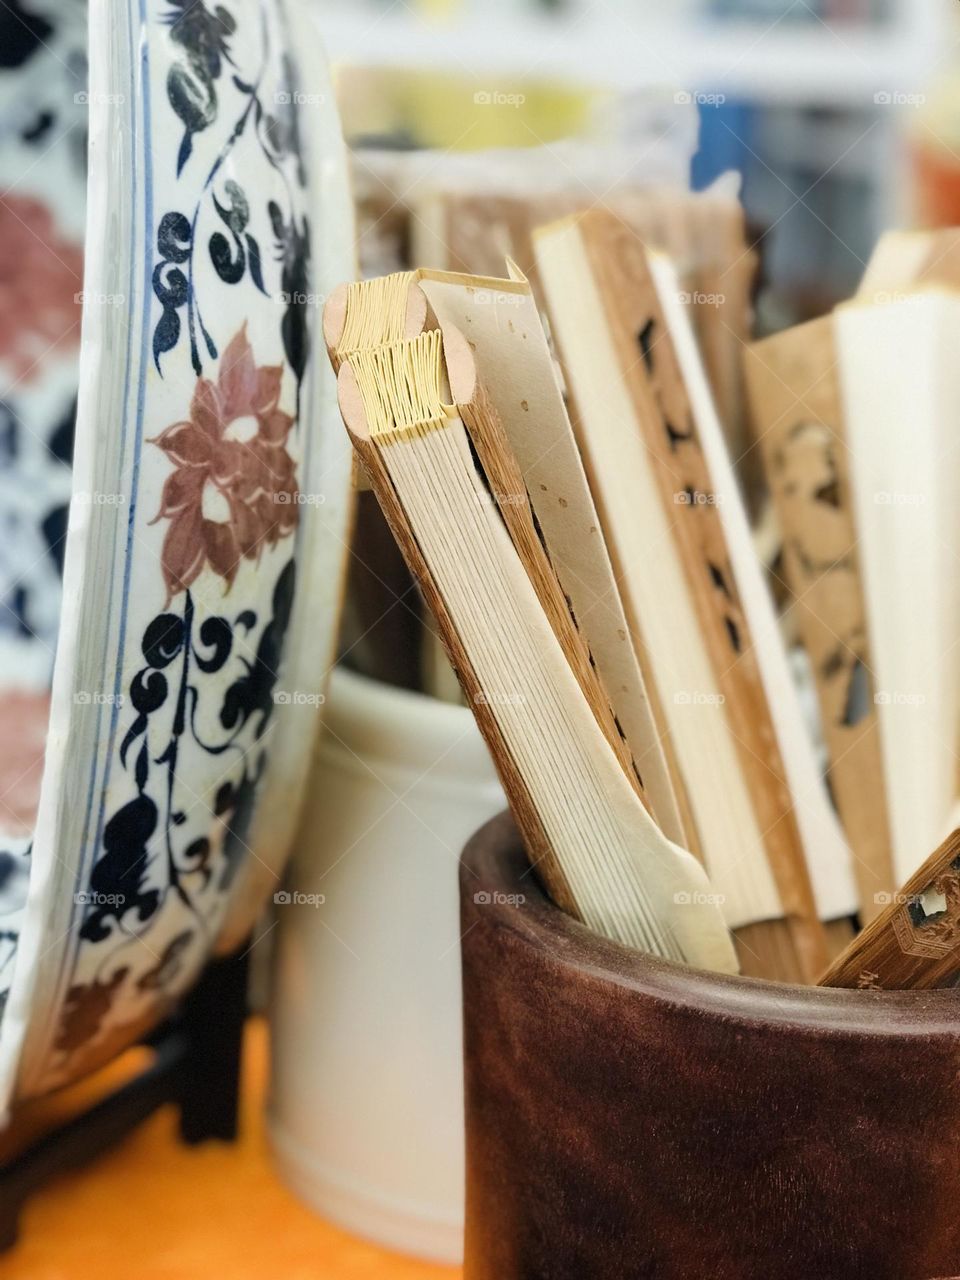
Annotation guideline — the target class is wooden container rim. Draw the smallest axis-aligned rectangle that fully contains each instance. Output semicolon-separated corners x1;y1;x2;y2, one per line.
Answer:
461;812;960;1036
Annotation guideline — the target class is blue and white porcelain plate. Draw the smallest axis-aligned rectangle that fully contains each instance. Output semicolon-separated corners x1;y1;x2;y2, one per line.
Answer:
0;0;353;1107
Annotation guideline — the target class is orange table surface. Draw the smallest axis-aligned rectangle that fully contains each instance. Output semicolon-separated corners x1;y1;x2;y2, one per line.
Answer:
0;1018;463;1280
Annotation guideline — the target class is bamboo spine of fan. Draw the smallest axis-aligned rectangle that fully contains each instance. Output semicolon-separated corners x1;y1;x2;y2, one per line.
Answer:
416;264;689;846
334;330;738;972
440;323;647;806
326;277;650;807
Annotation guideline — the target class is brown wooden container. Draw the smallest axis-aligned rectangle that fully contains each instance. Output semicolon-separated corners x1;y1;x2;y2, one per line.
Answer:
460;812;960;1280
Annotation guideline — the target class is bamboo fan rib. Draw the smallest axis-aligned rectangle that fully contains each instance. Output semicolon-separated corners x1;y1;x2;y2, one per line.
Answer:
417;268;690;849
345;333;737;970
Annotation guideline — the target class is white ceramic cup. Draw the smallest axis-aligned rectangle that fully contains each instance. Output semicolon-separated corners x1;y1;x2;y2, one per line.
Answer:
267;666;505;1265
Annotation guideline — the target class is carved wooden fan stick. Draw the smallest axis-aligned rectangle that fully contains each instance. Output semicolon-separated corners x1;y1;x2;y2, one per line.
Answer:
745;316;895;923
649;252;860;952
821;828;960;990
534;211;830;985
580;217;807;909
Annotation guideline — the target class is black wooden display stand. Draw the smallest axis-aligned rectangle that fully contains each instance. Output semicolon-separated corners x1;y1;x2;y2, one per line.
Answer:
0;943;250;1251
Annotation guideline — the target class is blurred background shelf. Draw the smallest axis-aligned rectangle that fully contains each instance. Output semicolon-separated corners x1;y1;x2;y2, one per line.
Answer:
315;2;949;103
315;0;960;322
